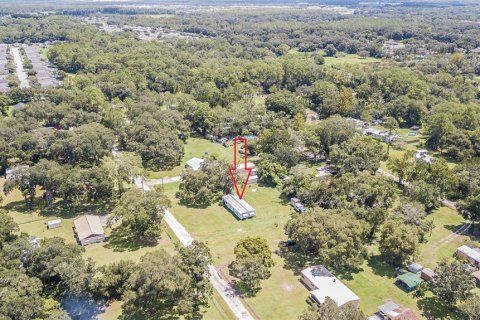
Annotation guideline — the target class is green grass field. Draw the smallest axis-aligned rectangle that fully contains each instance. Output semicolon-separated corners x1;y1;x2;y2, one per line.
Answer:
287;49;382;66
146;137;235;179
1;177;237;320
157;134;479;319
342;206;478;318
162;182;310;320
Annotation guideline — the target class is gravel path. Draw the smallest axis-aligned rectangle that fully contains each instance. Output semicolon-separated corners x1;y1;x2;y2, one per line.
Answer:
431;221;472;250
11;47;29;88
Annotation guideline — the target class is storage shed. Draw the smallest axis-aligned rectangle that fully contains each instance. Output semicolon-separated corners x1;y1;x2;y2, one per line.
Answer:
407;262;424;274
47;219;62;229
473;270;480;288
396;272;423;292
420;268;436;282
222;194;255;220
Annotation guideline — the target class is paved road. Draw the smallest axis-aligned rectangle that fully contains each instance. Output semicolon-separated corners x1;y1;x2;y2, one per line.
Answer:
11;47;29;88
136;181;254;320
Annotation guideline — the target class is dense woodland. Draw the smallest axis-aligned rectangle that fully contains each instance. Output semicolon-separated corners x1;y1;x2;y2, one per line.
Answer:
1;2;480;319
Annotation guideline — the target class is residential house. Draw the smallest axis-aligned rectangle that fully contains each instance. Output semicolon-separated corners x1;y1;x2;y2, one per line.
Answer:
73;215;106;246
301;265;360;308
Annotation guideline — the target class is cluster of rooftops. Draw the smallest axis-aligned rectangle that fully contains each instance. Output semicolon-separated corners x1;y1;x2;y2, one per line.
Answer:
299;244;480;319
23;44;60;88
0;44;9;93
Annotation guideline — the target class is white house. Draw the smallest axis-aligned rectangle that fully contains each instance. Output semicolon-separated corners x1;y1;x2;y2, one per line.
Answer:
301;265;360;308
186;157;204;171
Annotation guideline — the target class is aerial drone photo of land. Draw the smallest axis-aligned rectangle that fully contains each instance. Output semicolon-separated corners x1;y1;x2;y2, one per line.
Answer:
0;0;480;319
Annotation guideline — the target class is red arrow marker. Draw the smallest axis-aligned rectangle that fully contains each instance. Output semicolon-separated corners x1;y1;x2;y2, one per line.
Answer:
228;136;252;200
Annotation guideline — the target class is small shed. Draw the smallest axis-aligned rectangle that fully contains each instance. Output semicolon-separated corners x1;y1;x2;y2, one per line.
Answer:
396;272;423;292
47;219;62;229
378;301;400;316
186;157;204;171
407;262;424;274
420;268;436;282
247;174;259;184
472;270;480;288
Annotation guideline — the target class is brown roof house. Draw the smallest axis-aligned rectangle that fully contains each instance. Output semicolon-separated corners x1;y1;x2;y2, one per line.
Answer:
74;215;106;246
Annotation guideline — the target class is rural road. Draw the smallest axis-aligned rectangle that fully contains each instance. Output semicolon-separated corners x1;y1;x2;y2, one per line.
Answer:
136;179;255;320
431;221;472;250
11;47;29;88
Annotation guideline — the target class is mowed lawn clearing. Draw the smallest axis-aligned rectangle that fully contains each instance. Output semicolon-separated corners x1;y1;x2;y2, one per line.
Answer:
146;137;234;179
417;206;473;268
342;206;475;319
162;182;310;320
2;187;178;265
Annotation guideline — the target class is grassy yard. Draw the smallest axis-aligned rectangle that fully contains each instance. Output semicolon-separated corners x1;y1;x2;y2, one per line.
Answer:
286;49;382;66
161;182;310;320
323;53;381;65
417;207;470;267
342;205;478;318
146;137;235;179
0;178;240;320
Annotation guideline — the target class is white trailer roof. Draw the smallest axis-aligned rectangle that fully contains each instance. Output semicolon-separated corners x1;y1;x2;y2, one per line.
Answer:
223;194;255;214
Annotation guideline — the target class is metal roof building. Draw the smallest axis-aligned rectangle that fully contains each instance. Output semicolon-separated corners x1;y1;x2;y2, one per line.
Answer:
222;194;255;220
73;215;106;246
301;265;360;308
456;245;480;267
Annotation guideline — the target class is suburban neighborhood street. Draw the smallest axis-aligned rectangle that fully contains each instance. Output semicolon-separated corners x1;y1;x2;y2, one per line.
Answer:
11;47;29;88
